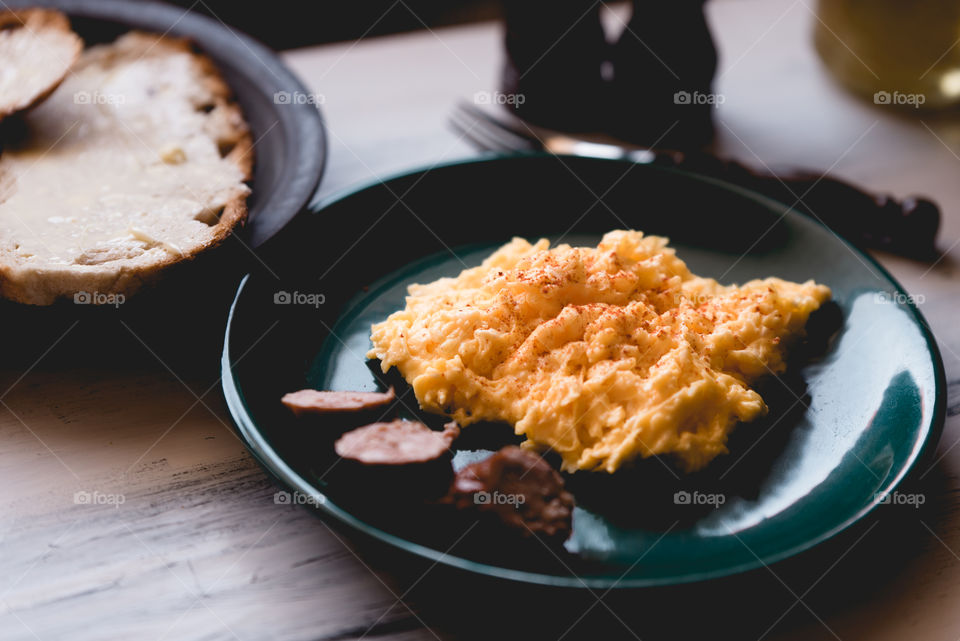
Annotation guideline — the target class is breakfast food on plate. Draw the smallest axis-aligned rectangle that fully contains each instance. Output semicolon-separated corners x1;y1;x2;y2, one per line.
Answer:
368;230;831;474
333;419;460;500
0;31;252;305
444;446;574;543
0;9;82;120
335;419;459;464
282;387;396;416
281;387;575;542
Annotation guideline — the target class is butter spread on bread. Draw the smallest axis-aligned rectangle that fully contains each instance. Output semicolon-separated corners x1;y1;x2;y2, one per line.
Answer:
0;32;252;305
0;8;82;120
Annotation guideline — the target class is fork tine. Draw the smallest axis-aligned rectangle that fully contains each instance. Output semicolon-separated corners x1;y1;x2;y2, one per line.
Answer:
450;104;525;153
448;107;504;152
454;102;539;151
455;101;542;145
452;101;541;152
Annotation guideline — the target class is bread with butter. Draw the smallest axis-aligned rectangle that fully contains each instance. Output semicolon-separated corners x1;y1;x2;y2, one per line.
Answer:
0;31;253;305
0;8;82;121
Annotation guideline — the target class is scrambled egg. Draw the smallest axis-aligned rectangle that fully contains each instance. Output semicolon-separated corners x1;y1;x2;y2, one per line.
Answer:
368;231;831;473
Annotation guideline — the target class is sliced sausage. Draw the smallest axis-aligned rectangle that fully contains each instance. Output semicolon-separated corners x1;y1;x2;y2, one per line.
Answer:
331;419;459;502
445;446;574;543
282;387;395;416
335;419;458;465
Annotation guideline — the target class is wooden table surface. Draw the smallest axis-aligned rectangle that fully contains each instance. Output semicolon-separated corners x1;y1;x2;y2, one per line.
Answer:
3;1;960;639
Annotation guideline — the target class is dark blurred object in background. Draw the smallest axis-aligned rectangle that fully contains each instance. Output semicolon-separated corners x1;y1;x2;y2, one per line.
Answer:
610;1;716;148
180;0;715;148
499;0;717;149
170;0;500;49
500;0;608;132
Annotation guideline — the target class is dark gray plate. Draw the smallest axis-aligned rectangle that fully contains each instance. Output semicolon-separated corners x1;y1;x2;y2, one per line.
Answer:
222;155;946;587
0;0;327;366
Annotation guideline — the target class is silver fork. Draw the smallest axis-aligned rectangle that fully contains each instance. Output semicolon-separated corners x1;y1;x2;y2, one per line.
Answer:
447;100;941;259
449;101;657;162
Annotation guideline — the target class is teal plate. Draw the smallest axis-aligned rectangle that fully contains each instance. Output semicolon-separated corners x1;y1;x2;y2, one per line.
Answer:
222;155;945;587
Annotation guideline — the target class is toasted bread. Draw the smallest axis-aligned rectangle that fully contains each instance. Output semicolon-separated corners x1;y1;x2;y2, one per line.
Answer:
0;8;82;120
0;32;253;305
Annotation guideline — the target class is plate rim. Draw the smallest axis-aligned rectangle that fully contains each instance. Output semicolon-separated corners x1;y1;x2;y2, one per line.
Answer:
222;153;947;588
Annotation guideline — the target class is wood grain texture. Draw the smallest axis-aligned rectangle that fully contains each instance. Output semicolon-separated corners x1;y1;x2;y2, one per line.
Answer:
3;0;960;639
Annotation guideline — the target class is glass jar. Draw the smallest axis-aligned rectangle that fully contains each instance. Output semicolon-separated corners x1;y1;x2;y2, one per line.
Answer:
814;0;960;109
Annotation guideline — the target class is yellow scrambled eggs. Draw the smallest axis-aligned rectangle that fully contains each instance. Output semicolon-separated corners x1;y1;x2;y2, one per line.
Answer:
368;231;831;473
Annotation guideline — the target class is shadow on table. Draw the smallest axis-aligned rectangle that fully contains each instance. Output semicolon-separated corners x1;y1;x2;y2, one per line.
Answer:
322;457;951;641
0;239;250;384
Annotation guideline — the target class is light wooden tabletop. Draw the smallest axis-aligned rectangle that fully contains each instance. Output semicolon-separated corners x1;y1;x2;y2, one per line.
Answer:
3;1;960;639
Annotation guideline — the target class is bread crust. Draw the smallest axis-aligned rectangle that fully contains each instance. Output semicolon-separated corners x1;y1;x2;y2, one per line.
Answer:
0;32;254;306
0;8;83;120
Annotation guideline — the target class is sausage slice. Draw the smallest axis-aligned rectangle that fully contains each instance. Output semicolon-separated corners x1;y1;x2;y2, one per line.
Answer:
335;419;458;465
446;446;574;542
282;387;395;416
332;420;459;502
